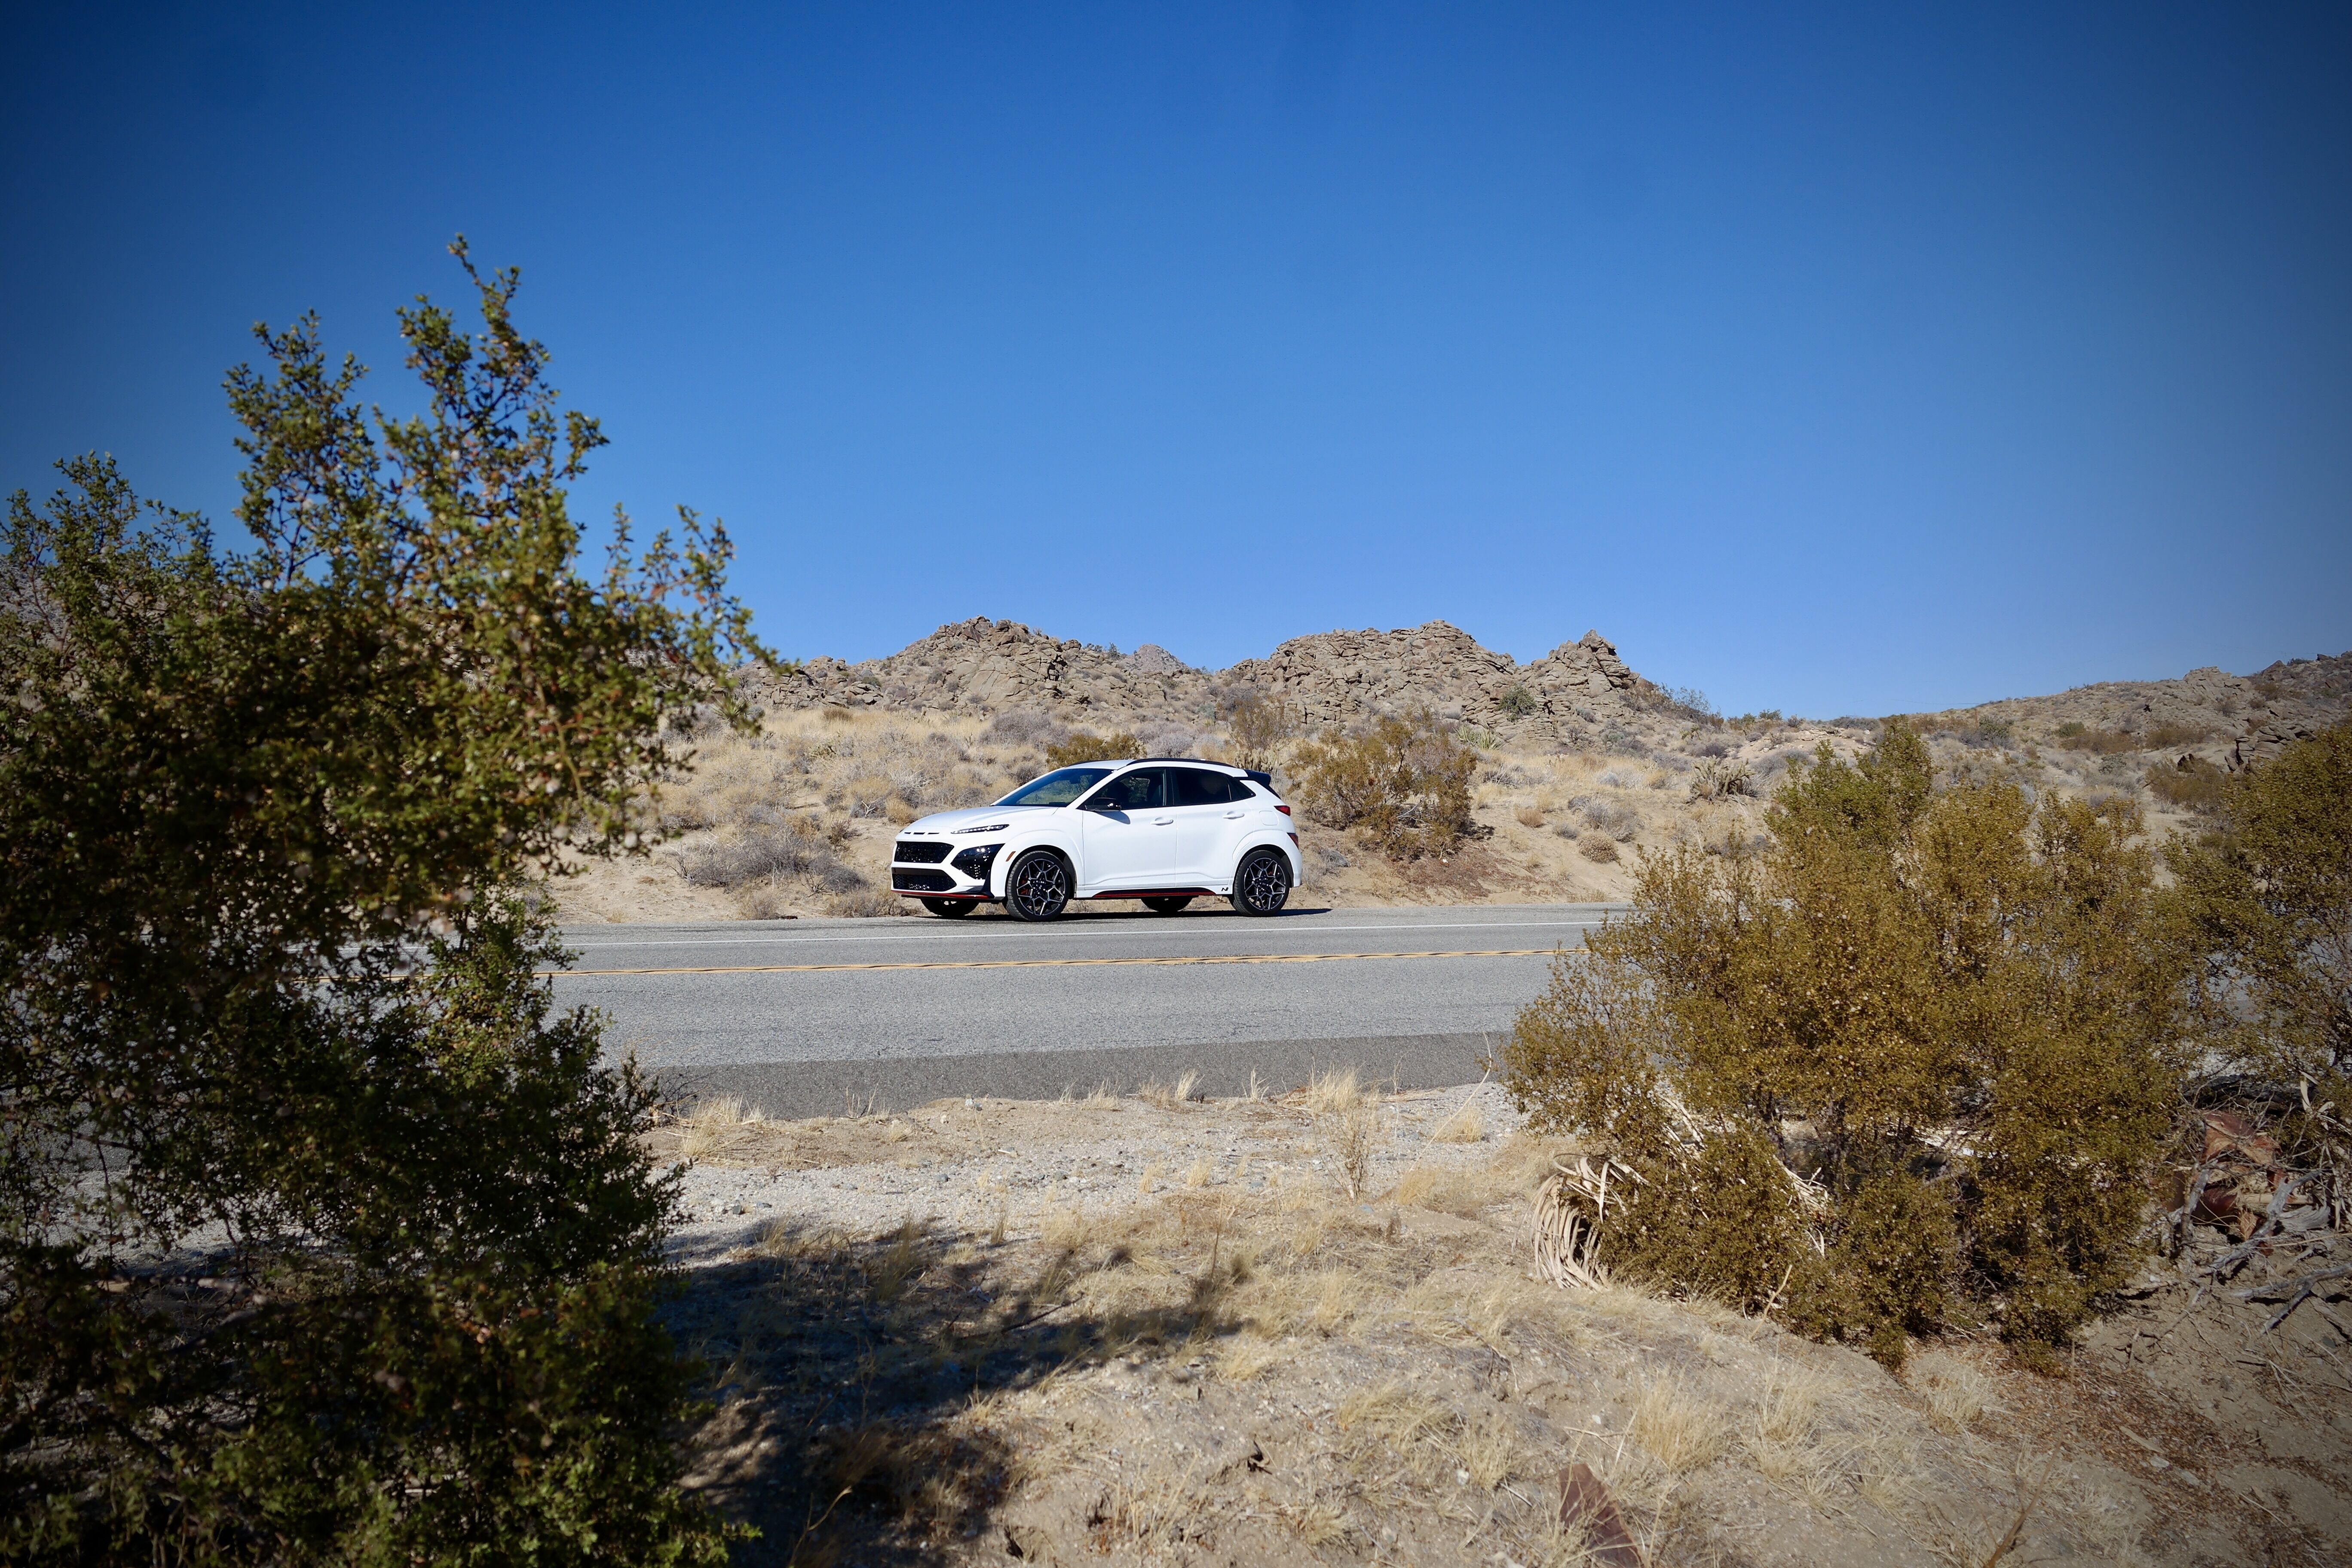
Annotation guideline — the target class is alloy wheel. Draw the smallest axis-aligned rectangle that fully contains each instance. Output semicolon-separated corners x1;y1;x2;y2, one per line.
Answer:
1006;851;1071;922
1233;848;1290;916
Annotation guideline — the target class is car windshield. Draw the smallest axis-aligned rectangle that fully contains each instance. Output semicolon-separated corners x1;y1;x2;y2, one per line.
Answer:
995;766;1113;808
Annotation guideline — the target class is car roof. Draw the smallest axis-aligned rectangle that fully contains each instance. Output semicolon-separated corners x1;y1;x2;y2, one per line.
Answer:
1104;757;1276;789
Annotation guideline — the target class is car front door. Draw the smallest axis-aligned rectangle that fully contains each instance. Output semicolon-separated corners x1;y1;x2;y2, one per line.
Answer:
1076;768;1170;889
1164;767;1246;886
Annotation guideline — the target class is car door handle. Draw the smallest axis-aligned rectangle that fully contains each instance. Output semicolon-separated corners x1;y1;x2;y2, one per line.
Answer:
1152;816;1174;826
1223;811;1246;819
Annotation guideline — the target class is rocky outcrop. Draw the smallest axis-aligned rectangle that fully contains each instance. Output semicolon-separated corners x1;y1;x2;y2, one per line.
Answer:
1121;644;1188;677
1926;651;2350;771
1222;623;1660;745
747;616;1684;747
747;617;1214;725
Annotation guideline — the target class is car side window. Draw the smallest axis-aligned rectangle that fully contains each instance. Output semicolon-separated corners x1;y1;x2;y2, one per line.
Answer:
1084;768;1162;813
1168;769;1234;808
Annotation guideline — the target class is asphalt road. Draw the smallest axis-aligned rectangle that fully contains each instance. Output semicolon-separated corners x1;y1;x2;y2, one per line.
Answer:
553;902;1617;1117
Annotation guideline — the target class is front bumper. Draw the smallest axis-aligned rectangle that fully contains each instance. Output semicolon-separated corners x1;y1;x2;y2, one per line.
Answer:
890;838;1000;899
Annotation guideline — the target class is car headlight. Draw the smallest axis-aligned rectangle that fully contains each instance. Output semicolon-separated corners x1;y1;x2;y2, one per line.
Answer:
951;843;1002;879
956;823;1009;834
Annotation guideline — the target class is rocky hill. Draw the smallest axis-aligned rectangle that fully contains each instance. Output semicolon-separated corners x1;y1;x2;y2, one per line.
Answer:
1917;650;2352;771
750;617;2350;775
751;616;1694;751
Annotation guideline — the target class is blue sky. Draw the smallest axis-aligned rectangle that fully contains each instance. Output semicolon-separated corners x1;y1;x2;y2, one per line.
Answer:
4;3;2346;717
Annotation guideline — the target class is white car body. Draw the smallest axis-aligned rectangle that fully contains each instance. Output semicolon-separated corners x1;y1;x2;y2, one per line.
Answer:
888;758;1303;915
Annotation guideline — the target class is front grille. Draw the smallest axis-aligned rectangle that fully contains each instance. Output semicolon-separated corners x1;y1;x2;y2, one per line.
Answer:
892;868;955;892
893;840;951;864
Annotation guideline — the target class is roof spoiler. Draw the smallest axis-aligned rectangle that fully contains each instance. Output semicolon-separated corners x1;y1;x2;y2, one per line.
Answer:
1245;769;1274;790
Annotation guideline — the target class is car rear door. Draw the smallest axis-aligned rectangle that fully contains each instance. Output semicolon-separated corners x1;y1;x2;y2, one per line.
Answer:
1164;767;1246;886
1076;768;1169;888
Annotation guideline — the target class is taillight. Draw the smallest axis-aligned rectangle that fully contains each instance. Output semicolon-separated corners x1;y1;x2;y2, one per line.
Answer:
1275;803;1291;815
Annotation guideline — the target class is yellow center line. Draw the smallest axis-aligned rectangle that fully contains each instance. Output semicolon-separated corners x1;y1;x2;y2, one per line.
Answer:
539;947;1578;977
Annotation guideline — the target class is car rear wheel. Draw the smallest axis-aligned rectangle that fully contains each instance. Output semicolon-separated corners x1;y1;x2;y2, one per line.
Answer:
1142;896;1193;915
1004;850;1072;922
1231;847;1290;916
920;898;975;918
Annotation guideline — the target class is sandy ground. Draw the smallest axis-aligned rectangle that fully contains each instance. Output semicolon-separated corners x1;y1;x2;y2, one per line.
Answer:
654;1082;2351;1567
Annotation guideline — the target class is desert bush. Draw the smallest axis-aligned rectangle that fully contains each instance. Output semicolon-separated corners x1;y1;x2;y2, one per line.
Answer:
0;254;750;1560
2173;722;2352;1107
1687;757;1752;802
2144;756;2229;813
1954;718;2013;748
1136;722;1195;756
1514;805;1546;828
1575;797;1644;842
1664;686;1718;723
2055;720;2087;738
1224;692;1295;769
982;709;1060;745
1499;685;1539;719
1290;708;1479;860
1044;729;1141;768
1505;720;2191;1367
677;820;865;891
2144;719;2216;748
1577;836;1620;863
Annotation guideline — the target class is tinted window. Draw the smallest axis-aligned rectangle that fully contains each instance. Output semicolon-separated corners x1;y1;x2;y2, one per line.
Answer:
1082;768;1163;812
997;766;1112;807
1170;769;1236;807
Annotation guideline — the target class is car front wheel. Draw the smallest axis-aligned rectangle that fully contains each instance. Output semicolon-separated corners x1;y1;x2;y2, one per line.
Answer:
1230;847;1290;916
1004;850;1072;922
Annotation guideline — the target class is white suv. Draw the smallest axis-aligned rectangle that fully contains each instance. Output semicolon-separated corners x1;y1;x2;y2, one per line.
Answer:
889;758;1303;921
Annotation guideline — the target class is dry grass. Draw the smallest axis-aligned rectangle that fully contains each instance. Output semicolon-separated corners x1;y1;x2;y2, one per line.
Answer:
1427;1093;1485;1144
666;1102;2252;1568
1305;1069;1384;1200
676;1095;760;1160
1631;1374;1733;1471
1908;1348;1999;1433
1139;1071;1202;1109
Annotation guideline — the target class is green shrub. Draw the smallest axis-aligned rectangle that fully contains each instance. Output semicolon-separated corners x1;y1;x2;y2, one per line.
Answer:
1290;708;1478;860
0;249;758;1562
2056;721;2087;738
1499;684;1539;719
1504;720;2190;1366
2173;722;2352;1109
1044;729;1141;767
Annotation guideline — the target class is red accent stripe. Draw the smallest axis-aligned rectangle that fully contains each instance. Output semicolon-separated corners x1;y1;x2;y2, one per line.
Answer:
1085;888;1215;900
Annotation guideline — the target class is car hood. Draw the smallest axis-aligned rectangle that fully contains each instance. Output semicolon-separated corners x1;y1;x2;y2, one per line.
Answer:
900;805;1058;837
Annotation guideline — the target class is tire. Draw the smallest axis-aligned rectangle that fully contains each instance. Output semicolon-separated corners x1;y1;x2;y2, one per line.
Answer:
1004;849;1072;922
1230;847;1291;916
921;898;975;918
1142;896;1193;915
